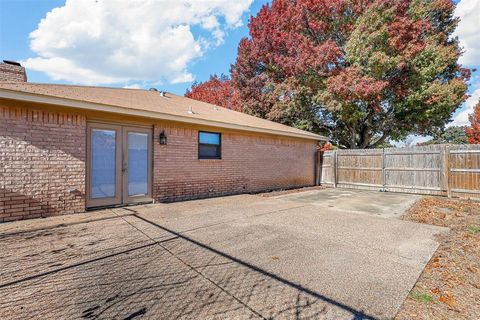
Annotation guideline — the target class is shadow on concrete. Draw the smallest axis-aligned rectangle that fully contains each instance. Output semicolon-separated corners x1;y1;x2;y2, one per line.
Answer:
0;211;375;320
0;213;135;238
130;214;375;320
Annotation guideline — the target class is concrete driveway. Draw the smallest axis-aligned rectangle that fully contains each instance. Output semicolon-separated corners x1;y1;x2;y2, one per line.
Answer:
274;188;422;219
0;190;446;319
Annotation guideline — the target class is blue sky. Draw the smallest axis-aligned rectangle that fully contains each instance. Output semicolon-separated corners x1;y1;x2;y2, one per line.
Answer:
0;0;478;130
0;0;268;94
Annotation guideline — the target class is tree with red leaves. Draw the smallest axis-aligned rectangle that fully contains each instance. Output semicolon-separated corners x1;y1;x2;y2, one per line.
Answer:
185;74;239;111
231;0;470;148
319;142;333;151
466;101;480;144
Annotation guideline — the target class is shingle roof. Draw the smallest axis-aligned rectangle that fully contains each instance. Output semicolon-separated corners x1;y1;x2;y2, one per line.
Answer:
0;82;326;141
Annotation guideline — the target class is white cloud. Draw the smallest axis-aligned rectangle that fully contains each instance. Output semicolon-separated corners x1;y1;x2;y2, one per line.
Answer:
446;0;480;127
450;88;480;126
23;0;253;85
455;0;480;66
123;84;141;89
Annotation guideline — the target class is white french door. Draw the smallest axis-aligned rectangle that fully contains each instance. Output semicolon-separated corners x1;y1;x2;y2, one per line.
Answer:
86;122;152;208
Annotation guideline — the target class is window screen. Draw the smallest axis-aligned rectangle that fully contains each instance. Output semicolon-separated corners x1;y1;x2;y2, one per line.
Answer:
199;131;221;159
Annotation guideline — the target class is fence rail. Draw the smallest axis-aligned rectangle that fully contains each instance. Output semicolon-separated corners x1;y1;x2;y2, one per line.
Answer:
316;144;480;199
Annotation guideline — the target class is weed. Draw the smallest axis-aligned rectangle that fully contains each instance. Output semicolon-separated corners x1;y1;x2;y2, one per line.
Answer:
409;291;433;303
467;226;480;234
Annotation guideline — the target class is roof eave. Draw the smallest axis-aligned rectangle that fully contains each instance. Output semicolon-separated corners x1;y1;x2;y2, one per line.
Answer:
0;88;328;141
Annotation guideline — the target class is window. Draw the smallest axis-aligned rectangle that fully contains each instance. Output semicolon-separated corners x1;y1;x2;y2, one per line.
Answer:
198;131;221;159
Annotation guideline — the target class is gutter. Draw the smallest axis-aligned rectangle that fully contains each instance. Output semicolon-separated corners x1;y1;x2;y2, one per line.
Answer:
0;88;328;141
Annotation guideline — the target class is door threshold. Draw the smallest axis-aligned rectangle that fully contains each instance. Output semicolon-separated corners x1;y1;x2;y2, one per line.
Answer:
86;201;154;212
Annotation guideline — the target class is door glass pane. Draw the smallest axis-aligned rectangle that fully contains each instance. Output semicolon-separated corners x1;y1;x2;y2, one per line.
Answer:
128;132;149;196
91;129;116;199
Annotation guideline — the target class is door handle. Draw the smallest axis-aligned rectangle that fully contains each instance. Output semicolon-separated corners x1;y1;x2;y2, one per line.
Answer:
122;164;128;172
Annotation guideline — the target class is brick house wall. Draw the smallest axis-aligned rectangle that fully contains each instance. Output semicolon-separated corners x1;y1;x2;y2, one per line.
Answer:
153;122;317;202
0;103;86;222
0;102;317;222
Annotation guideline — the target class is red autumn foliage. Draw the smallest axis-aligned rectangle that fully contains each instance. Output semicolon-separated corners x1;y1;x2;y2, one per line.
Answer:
320;142;333;151
185;74;239;110
466;101;480;144
326;67;389;104
229;0;469;148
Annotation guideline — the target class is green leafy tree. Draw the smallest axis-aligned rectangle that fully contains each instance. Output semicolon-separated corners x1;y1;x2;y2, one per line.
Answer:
421;126;468;145
231;0;470;148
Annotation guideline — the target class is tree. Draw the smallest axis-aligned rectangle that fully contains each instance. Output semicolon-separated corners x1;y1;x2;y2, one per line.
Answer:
421;126;468;145
185;74;239;110
319;142;333;151
466;100;480;144
231;0;470;148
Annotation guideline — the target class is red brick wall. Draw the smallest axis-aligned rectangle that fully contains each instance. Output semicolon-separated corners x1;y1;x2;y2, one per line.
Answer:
0;103;86;222
0;102;317;222
0;62;27;82
153;122;317;202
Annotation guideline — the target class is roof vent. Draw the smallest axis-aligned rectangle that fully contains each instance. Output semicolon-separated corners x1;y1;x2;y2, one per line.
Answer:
187;106;194;114
148;88;167;97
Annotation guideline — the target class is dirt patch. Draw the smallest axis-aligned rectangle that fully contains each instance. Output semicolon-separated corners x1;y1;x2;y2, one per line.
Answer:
395;197;480;320
257;185;326;197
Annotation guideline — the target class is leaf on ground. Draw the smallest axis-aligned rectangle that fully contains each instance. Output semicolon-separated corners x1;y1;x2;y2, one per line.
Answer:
438;291;457;309
397;197;479;319
466;266;477;273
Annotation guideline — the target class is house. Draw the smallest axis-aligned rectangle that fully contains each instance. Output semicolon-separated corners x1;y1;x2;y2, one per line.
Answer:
0;61;327;222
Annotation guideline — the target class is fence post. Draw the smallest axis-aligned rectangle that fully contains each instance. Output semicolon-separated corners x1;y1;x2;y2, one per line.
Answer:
442;145;452;198
382;148;386;191
332;150;337;188
315;150;321;186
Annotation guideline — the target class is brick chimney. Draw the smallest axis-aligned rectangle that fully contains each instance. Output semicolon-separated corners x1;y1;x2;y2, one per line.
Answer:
0;60;27;82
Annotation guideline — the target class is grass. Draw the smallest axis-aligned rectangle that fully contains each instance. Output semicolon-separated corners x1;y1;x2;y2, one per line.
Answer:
409;291;433;303
467;225;480;234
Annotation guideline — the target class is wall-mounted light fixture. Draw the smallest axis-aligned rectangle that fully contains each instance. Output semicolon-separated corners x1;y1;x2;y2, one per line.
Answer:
159;130;167;145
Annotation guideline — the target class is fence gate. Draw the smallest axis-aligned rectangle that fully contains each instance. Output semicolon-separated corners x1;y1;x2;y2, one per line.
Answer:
317;144;480;199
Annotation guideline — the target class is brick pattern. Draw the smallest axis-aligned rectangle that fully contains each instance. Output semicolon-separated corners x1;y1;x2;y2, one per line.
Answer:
153;122;317;202
0;104;86;222
0;102;316;222
0;62;27;82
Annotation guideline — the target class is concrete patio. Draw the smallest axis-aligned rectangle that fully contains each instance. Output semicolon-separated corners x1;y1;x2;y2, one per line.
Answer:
0;190;447;319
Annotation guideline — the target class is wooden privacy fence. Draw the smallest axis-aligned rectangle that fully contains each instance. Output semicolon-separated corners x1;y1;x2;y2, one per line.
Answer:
316;144;480;199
